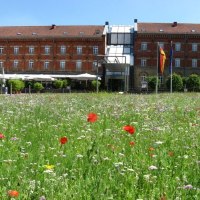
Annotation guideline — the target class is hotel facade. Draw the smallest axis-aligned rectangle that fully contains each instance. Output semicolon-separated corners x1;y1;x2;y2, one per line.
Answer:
0;20;200;92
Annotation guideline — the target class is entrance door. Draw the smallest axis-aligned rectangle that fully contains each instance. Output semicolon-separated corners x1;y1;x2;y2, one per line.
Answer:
108;79;124;91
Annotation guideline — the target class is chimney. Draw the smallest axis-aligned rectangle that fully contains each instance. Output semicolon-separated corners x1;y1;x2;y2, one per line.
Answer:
134;19;138;32
172;22;178;27
105;21;109;26
50;24;56;30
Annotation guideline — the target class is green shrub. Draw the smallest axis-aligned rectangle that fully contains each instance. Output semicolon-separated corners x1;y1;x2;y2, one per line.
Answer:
53;80;63;89
33;82;44;92
187;74;200;91
91;80;101;90
146;76;159;90
62;79;69;88
166;73;183;91
8;79;25;93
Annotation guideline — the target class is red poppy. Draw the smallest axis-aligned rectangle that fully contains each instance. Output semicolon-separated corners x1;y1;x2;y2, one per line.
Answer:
60;137;68;144
8;190;19;198
0;133;5;139
129;141;135;146
123;125;135;134
87;113;98;123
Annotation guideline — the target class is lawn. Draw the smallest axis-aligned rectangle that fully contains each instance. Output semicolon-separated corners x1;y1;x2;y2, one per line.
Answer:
0;93;199;199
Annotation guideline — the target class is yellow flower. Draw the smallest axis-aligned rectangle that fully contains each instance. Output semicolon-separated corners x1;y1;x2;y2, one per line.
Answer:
44;165;54;170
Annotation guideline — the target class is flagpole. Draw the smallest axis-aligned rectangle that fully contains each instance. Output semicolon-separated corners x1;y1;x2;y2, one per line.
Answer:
156;42;159;94
170;41;173;93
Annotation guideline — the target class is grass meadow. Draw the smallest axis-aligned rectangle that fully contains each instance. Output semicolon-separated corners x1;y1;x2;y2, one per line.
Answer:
0;93;199;200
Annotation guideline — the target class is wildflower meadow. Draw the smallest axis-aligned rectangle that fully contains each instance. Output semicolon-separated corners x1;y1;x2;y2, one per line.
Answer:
0;93;199;199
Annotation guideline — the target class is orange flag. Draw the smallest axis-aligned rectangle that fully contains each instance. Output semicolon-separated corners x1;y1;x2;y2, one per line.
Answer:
158;47;166;74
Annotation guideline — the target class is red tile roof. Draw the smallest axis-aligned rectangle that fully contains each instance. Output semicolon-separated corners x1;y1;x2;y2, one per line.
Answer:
0;25;104;38
138;22;200;34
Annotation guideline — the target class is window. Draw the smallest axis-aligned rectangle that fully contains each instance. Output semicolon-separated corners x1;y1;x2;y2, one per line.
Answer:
192;43;198;52
29;60;34;69
141;58;147;67
0;61;3;68
93;46;98;55
29;46;34;54
44;61;49;70
13;60;19;68
192;59;197;68
159;43;164;49
60;46;66;54
123;47;131;54
175;58;180;67
141;75;147;81
175;43;181;51
14;46;19;55
0;47;4;54
107;33;133;45
76;60;82;71
77;46;82;55
92;61;97;70
141;42;147;51
45;46;50;54
60;61;65;70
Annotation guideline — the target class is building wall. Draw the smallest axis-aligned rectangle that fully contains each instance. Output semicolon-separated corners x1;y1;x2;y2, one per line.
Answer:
133;33;200;91
0;37;105;75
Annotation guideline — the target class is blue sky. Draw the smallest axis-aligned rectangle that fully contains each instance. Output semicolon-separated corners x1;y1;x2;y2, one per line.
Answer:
1;0;200;26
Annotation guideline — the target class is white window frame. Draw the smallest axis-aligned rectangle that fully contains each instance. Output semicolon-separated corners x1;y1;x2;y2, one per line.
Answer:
93;46;98;55
192;59;197;68
92;60;97;70
44;61;49;70
175;43;181;51
175;58;180;67
44;46;50;55
60;61;66;70
0;47;4;54
0;61;3;68
76;60;82;71
159;43;164;49
29;46;34;54
13;60;19;68
14;46;19;55
29;60;34;69
60;46;66;54
141;58;147;67
141;75;147;82
141;42;147;51
192;43;198;52
77;46;82;55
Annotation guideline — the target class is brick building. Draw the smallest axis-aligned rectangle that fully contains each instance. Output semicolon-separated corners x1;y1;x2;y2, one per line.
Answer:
0;24;105;76
133;20;200;91
0;21;200;92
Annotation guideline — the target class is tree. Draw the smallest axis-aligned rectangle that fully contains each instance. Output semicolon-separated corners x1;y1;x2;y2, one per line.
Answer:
33;82;44;92
53;80;63;89
166;73;183;91
187;74;200;91
8;79;25;93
